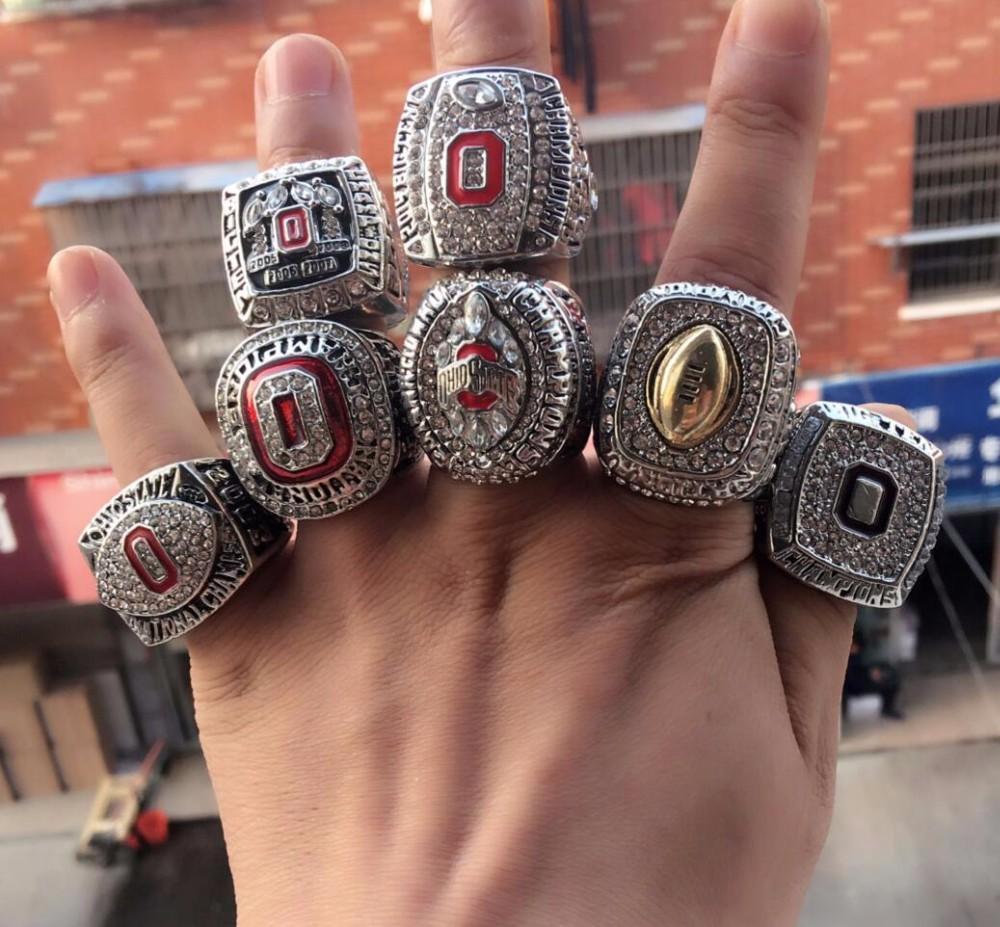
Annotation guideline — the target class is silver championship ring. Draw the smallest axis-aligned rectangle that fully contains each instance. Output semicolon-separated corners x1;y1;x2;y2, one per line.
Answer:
216;320;416;519
596;283;799;505
80;459;291;646
393;67;596;266
763;402;946;608
400;270;596;484
222;157;407;329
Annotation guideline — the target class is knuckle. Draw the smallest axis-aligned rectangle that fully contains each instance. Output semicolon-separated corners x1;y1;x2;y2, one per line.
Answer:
708;94;811;155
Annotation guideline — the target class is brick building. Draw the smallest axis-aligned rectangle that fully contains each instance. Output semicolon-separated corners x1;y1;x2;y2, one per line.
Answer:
0;0;997;439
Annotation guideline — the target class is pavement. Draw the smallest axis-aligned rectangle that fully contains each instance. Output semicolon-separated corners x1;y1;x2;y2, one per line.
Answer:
2;670;1000;927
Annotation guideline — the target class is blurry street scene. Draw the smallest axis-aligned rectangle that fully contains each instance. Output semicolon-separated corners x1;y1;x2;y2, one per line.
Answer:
0;0;999;924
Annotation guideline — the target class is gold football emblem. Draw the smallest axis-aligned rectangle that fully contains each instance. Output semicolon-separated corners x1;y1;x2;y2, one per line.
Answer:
646;324;740;449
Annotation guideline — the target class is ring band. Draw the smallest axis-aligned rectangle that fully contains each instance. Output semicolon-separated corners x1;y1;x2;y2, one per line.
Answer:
222;157;407;329
216;320;413;519
393;67;596;267
596;283;798;505
763;402;946;608
401;270;596;483
79;459;291;646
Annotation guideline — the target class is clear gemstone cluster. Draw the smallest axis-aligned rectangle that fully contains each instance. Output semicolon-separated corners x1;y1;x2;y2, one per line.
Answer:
80;460;290;645
95;502;217;617
401;270;596;484
765;402;946;607
217;320;398;519
393;68;595;265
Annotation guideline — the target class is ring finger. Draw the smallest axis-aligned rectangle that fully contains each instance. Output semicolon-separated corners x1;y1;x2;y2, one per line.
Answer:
657;0;830;312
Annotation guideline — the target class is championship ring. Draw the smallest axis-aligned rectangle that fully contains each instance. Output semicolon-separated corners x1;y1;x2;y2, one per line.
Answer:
596;283;799;505
216;320;402;519
763;402;946;608
222;157;407;329
80;459;291;646
400;270;596;483
393;67;596;266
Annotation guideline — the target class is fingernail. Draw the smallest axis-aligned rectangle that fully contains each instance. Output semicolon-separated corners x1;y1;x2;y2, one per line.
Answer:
48;247;101;323
736;0;822;55
261;34;335;104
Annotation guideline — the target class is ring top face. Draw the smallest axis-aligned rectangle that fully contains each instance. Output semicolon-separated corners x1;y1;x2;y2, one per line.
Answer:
401;271;596;484
597;283;798;505
95;501;219;618
80;459;291;645
217;320;397;519
393;67;595;266
766;402;946;608
222;157;407;329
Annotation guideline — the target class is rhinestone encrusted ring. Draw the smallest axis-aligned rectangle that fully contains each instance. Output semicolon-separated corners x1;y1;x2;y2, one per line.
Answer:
393;67;596;266
216;320;419;520
400;270;596;484
762;401;946;608
79;459;291;646
596;283;799;505
222;157;407;330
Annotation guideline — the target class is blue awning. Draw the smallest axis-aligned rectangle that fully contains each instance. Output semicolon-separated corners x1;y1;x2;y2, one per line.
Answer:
34;160;257;209
816;359;1000;512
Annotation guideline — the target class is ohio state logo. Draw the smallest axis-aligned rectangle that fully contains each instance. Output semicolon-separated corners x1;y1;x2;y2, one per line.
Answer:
241;357;353;484
445;130;507;208
434;289;525;450
123;525;179;594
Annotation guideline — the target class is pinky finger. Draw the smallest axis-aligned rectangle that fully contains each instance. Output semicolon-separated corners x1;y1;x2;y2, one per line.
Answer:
48;246;218;485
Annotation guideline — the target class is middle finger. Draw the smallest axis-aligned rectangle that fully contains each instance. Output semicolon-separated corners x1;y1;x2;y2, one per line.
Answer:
255;32;360;169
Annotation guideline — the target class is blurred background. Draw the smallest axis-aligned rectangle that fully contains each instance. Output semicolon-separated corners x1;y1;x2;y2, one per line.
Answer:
0;0;998;924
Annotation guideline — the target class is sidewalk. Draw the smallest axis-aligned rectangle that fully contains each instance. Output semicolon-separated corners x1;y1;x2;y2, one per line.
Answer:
840;666;1000;755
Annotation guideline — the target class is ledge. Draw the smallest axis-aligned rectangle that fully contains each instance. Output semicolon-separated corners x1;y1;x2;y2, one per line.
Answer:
899;293;1000;321
875;222;1000;249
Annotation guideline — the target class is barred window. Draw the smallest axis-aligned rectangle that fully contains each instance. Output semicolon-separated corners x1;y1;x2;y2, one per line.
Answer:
571;108;702;357
36;164;249;410
909;100;1000;301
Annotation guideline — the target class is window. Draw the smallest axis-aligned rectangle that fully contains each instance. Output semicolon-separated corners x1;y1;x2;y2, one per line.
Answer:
908;100;1000;302
570;108;702;356
36;163;252;410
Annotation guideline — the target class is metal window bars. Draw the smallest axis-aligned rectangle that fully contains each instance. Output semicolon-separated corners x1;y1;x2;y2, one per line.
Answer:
910;100;1000;301
570;121;701;358
38;175;245;411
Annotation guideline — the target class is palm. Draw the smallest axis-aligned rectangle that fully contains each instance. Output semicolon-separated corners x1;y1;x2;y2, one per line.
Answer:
47;1;899;923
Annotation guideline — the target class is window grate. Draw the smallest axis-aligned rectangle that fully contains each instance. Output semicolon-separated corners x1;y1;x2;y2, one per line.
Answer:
570;125;700;357
41;190;242;411
909;99;1000;301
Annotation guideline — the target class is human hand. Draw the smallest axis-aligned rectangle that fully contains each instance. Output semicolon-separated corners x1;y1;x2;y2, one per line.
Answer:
48;1;913;924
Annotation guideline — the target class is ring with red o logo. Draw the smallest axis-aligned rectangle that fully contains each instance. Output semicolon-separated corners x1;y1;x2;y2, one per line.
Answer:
222;157;407;330
79;459;291;646
216;320;410;519
400;271;596;484
393;67;596;267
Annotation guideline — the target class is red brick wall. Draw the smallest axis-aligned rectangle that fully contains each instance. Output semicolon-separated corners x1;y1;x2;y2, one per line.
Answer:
0;0;998;437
